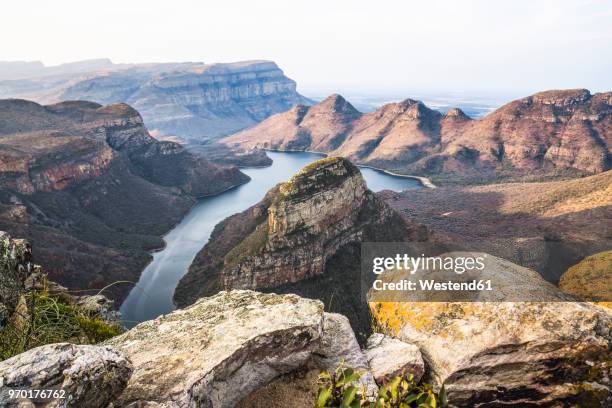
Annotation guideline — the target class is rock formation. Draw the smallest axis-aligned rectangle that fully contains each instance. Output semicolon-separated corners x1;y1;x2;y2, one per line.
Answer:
101;290;375;407
0;60;312;141
0;343;132;408
364;333;424;385
224;90;611;183
175;157;430;339
0;99;248;302
559;250;612;303
0;232;32;330
369;255;612;406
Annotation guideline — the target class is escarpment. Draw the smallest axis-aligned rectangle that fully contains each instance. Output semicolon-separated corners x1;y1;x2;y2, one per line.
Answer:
0;99;249;302
175;157;432;339
224;89;611;183
0;60;312;141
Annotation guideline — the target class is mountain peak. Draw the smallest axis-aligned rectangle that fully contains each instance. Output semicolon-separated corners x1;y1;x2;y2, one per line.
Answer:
444;108;471;120
315;94;361;116
280;157;362;200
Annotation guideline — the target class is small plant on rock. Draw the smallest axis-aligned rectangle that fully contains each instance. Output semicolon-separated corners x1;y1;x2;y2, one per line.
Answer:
316;364;448;408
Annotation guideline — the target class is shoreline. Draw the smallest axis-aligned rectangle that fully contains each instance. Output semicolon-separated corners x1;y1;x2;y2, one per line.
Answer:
262;148;436;189
356;164;437;189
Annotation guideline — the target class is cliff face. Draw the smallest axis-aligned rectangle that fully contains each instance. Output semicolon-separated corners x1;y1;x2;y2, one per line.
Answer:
175;157;430;339
0;60;312;141
0;99;249;302
224;90;611;183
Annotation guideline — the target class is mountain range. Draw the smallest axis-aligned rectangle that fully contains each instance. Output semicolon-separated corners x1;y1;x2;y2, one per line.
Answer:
223;89;611;183
0;59;312;141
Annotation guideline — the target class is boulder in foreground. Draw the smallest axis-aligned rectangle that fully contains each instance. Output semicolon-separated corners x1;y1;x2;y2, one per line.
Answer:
0;343;132;408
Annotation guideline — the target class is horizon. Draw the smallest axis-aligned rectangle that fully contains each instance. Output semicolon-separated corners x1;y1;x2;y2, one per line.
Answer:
2;0;611;97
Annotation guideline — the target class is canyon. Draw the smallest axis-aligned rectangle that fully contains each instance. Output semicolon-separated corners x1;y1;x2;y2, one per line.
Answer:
174;157;437;339
224;89;611;183
0;59;312;141
0;98;248;302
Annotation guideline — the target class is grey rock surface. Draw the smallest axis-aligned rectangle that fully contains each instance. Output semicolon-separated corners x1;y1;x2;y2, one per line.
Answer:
315;313;378;397
364;333;424;385
0;343;132;408
105;290;325;408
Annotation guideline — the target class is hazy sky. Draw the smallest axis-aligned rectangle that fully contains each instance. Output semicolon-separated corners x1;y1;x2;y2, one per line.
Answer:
2;0;611;96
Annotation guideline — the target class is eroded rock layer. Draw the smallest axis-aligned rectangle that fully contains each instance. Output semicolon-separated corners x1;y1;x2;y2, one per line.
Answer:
0;99;248;301
0;60;312;141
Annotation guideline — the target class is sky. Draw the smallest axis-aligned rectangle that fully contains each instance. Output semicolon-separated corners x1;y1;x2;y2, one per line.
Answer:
2;0;611;97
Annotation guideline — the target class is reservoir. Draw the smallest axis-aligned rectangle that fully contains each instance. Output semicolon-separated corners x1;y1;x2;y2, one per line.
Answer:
120;151;422;326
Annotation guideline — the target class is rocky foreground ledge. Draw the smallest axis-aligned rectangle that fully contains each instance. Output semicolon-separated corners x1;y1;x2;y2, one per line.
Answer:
1;290;411;407
1;286;611;407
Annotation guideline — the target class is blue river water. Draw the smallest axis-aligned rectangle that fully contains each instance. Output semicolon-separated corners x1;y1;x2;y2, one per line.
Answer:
120;151;422;326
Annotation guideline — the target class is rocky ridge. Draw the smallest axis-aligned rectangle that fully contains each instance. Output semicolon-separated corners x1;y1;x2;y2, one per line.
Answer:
0;60;312;141
0;99;248;301
224;90;611;183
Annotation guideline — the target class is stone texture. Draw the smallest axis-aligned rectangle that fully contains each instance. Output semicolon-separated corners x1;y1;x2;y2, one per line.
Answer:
224;89;611;182
105;290;325;408
370;256;612;406
314;313;377;397
364;333;424;385
0;232;32;329
0;343;132;408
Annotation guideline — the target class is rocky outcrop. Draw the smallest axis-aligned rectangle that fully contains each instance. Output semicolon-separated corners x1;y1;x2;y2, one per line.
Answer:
369;256;612;406
0;60;312;141
0;99;248;302
364;333;424;385
175;157;429;338
224;89;611;183
315;313;377;396
0;232;32;330
105;290;329;407
0;343;132;408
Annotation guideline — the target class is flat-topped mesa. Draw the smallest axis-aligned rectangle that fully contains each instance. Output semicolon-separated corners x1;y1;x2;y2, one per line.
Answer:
529;88;591;106
0;59;313;141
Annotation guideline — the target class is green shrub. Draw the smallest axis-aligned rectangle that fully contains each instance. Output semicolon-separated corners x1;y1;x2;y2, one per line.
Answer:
316;364;447;408
0;289;123;361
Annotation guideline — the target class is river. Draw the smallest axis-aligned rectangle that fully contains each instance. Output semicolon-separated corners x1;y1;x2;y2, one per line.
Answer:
119;151;422;326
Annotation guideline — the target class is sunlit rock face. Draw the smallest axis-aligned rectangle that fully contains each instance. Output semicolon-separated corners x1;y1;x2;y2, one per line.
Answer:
370;256;612;406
